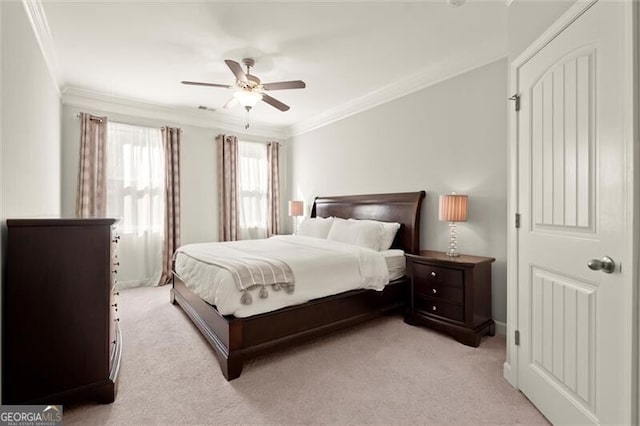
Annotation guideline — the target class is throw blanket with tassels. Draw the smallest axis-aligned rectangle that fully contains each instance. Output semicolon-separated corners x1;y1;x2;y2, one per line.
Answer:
174;249;294;305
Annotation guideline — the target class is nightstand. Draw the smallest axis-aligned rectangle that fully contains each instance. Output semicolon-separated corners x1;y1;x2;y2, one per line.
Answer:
404;250;495;347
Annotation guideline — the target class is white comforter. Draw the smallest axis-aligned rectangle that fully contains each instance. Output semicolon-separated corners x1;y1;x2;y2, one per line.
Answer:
174;235;389;318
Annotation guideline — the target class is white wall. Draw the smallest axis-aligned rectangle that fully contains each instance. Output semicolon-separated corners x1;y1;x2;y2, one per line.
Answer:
289;58;508;323
1;1;63;401
507;0;577;60
2;2;61;219
60;103;289;246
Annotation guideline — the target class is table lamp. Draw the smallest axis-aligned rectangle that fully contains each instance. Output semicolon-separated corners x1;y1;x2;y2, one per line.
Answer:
439;194;468;257
288;200;304;234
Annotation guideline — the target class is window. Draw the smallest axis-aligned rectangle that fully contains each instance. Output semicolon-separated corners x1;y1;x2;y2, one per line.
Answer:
106;122;164;288
238;141;268;240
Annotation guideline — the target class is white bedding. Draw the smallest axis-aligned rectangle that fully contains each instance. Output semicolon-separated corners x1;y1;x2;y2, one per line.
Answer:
175;235;392;318
381;249;406;281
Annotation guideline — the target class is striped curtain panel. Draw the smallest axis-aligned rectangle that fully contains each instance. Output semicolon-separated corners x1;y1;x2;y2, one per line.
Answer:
76;113;108;218
159;127;182;285
217;134;239;241
266;142;281;236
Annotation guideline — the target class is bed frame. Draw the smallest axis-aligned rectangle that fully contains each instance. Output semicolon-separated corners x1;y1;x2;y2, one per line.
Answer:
170;191;425;380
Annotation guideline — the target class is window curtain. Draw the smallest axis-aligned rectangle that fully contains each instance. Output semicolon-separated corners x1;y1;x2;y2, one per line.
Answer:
159;127;181;286
106;122;164;289
217;134;239;241
266;142;281;236
76;113;108;218
238;141;268;240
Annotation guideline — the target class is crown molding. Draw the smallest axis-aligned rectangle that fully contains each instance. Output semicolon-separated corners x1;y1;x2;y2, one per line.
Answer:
62;86;288;139
22;0;63;96
289;52;507;138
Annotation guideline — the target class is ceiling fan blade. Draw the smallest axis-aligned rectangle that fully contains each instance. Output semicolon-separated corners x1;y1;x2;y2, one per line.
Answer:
223;97;239;110
225;59;248;83
262;94;290;111
181;81;231;88
262;80;306;91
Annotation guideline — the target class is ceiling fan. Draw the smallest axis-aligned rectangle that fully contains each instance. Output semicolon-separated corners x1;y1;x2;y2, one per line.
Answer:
181;58;306;115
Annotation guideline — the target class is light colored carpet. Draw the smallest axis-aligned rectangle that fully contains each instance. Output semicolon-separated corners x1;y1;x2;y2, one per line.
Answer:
64;286;548;425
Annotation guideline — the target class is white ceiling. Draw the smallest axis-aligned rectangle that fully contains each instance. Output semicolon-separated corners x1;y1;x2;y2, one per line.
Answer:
42;1;507;132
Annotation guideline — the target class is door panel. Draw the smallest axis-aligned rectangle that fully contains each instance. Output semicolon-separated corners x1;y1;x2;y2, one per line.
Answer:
530;49;595;231
530;266;596;409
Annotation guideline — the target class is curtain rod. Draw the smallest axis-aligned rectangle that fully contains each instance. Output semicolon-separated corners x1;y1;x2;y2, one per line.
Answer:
74;114;183;131
75;113;104;123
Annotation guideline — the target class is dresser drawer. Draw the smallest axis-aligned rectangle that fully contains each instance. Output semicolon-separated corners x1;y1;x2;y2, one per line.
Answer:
413;280;464;304
412;262;463;287
415;294;464;322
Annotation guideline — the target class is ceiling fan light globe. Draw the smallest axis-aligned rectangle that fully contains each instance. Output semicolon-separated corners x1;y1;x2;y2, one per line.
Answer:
233;90;263;107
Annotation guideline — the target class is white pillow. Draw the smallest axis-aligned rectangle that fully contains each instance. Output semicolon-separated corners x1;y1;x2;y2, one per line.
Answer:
379;222;401;250
297;217;334;238
327;218;384;251
348;219;401;251
325;218;353;244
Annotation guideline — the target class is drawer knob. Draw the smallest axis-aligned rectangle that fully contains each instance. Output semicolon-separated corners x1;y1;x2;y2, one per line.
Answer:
112;340;116;344
432;288;437;294
432;306;437;311
430;271;437;278
111;303;118;308
114;318;120;322
113;291;120;296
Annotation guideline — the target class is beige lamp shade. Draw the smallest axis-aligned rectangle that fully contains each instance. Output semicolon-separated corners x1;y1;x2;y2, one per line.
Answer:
439;194;468;222
288;200;304;217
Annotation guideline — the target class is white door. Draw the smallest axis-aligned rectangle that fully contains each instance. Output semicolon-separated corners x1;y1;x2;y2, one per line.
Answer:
516;1;633;424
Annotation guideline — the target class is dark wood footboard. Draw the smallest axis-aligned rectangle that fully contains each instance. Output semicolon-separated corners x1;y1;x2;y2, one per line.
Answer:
171;275;407;380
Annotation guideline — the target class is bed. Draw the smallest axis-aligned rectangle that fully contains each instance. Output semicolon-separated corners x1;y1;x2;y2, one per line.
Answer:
170;191;425;380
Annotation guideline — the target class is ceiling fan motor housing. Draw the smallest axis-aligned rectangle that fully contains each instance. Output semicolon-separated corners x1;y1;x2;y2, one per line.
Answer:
238;58;261;89
247;74;261;86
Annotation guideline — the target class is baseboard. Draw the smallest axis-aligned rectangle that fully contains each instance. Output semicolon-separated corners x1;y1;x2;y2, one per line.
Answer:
494;320;507;335
503;361;517;388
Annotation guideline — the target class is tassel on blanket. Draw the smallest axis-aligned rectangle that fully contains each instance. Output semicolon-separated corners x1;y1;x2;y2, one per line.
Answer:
259;286;269;299
240;291;252;305
272;283;282;291
283;283;294;294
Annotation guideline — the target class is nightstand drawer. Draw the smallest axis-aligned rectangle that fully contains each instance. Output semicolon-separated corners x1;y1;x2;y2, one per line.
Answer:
414;281;463;304
415;295;464;322
412;263;463;287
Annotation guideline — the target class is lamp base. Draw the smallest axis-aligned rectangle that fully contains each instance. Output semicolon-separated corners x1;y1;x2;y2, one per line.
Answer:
446;249;460;257
447;222;460;257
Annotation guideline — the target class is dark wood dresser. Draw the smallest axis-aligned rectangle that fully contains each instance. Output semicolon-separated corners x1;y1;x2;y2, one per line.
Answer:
2;218;122;404
404;250;495;347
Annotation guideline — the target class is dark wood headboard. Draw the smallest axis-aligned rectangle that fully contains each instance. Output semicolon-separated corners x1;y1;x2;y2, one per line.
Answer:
310;191;426;254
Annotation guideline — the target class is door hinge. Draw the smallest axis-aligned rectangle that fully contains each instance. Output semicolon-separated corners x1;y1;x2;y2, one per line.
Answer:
515;213;521;229
515;330;520;346
509;93;521;112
